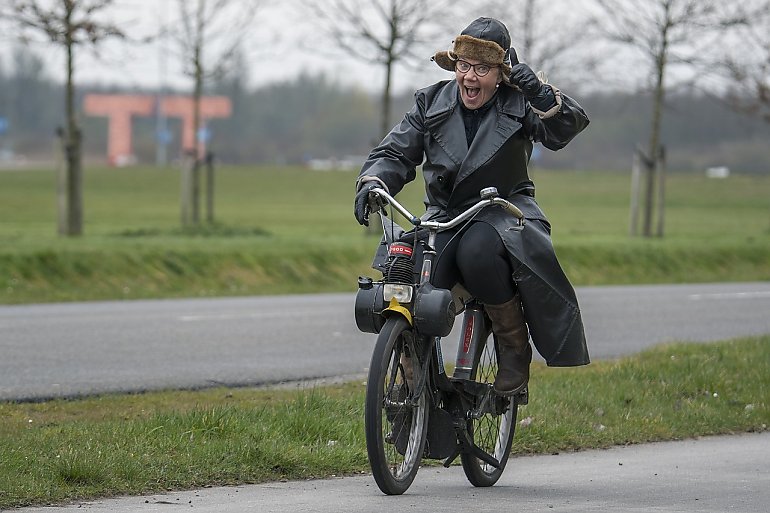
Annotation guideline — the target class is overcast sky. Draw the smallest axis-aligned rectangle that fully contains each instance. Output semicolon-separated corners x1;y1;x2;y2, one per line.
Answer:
0;0;460;94
3;0;747;96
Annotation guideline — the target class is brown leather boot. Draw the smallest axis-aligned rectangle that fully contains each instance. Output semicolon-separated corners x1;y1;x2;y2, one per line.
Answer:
485;294;532;396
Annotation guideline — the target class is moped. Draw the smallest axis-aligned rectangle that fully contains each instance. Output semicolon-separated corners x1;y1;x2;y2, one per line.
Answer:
355;186;528;495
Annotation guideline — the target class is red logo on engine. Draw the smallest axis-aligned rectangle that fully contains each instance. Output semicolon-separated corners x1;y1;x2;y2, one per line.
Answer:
388;244;413;257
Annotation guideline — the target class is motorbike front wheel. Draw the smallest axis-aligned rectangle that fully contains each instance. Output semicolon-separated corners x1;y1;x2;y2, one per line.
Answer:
460;330;518;487
365;316;429;495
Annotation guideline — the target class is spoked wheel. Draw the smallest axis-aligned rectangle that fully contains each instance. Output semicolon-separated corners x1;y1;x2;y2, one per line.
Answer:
461;330;518;487
365;317;429;495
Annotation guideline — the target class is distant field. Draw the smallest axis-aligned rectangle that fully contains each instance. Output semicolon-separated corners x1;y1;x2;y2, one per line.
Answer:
0;165;768;303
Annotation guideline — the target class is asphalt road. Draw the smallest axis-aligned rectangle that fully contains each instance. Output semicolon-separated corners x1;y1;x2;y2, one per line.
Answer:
2;282;770;401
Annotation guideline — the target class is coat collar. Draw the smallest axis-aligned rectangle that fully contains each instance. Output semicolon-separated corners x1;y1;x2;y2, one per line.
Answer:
424;81;527;184
424;81;527;124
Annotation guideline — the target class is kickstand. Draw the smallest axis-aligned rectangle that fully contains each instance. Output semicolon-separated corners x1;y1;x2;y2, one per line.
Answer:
442;448;461;468
443;428;500;469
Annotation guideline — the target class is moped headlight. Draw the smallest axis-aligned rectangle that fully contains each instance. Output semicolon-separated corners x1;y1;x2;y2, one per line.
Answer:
382;283;414;303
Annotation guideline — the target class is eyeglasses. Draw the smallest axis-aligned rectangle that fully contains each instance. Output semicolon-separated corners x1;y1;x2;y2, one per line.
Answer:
455;60;497;77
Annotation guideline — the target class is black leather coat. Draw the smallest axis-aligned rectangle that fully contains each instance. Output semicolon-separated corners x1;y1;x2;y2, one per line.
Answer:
358;80;590;366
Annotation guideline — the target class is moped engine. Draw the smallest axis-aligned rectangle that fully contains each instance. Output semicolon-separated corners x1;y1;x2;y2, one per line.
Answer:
382;242;414;284
355;242;415;334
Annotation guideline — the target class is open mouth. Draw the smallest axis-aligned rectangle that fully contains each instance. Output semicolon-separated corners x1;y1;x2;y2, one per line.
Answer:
465;86;481;100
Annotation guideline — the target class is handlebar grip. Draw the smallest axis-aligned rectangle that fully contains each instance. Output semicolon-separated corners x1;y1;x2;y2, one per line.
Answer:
505;202;525;221
369;188;421;225
491;197;524;221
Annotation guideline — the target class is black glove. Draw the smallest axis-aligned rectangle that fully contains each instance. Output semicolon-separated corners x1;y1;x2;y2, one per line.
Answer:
508;46;519;66
509;63;556;112
354;183;379;226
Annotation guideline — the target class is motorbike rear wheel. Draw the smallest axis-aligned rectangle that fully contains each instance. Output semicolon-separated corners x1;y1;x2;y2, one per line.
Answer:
365;316;429;495
460;331;518;487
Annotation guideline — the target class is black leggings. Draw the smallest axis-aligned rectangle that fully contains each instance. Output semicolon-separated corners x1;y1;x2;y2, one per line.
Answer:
418;221;516;305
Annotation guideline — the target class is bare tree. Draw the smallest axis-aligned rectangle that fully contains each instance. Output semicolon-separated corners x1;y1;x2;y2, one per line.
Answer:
1;0;123;236
717;3;770;123
168;0;261;227
303;0;452;139
590;0;753;237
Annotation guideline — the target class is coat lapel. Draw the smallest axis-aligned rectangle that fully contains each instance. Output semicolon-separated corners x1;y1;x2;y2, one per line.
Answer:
423;83;528;190
455;93;525;186
425;82;467;166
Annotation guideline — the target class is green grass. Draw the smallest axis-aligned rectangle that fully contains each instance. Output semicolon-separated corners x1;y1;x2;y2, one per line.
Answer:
0;336;767;509
0;165;768;304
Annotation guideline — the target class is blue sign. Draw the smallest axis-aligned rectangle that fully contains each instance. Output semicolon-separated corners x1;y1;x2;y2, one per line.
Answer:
197;126;211;143
0;117;8;136
156;128;172;145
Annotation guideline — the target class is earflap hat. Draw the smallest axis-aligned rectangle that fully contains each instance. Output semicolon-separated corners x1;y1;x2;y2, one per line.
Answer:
432;17;514;81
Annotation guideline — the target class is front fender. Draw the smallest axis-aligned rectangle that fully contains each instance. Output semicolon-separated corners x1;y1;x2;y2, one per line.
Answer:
383;298;413;325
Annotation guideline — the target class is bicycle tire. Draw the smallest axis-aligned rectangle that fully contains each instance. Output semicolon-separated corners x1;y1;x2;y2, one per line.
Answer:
460;330;518;487
365;316;429;495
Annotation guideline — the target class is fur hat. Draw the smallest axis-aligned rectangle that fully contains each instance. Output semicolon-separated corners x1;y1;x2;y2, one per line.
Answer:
432;17;514;80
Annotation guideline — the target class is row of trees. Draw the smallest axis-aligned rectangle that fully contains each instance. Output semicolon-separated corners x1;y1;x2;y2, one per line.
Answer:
2;0;770;238
0;0;261;235
5;56;768;174
0;49;61;145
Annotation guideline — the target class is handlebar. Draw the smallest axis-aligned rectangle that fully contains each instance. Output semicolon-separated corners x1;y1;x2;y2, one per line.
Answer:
370;186;525;232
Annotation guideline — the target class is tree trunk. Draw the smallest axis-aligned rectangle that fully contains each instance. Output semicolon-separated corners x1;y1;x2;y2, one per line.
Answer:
183;0;206;228
205;152;214;224
56;128;67;236
655;146;666;237
380;58;393;139
643;42;668;237
191;57;202;226
366;54;394;235
181;151;195;226
61;16;83;237
629;148;641;236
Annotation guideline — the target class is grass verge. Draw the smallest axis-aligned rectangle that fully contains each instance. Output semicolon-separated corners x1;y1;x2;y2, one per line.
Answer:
2;236;768;304
1;166;768;304
1;336;768;509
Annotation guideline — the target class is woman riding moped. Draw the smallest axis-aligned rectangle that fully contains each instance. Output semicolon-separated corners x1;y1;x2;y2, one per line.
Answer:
354;17;591;395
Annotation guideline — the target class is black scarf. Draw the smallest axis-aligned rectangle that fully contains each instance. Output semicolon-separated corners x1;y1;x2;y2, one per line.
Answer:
460;92;498;147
